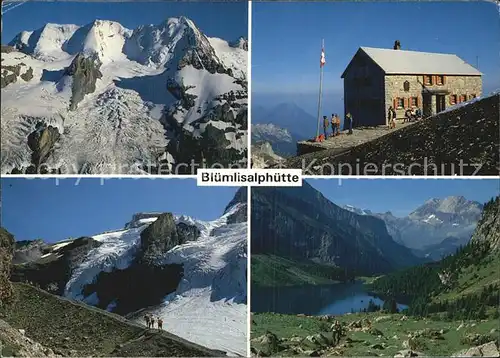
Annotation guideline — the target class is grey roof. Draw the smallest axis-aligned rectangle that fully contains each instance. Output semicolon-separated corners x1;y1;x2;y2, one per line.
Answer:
343;47;482;77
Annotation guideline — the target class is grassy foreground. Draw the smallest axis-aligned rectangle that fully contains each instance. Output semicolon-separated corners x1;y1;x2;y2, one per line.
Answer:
1;283;223;357
251;311;499;357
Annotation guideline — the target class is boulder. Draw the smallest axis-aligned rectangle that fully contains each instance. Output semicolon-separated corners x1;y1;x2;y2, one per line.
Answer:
452;341;500;357
394;349;424;357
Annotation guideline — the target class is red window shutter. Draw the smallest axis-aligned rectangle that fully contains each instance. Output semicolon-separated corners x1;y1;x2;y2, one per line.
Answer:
449;95;453;105
393;98;397;108
403;97;408;108
431;75;436;85
417;96;422;107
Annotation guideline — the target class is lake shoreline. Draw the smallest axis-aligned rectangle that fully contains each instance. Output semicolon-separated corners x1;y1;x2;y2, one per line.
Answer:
251;280;408;316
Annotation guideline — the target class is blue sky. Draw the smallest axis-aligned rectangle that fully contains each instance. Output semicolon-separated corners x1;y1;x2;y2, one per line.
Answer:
253;1;500;115
1;178;239;242
307;178;499;217
2;1;247;44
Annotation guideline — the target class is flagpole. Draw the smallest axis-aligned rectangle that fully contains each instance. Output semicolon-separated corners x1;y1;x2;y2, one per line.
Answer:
316;39;325;139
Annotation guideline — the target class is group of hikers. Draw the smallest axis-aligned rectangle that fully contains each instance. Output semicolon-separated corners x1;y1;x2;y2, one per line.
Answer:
321;112;354;140
144;313;163;330
387;106;423;129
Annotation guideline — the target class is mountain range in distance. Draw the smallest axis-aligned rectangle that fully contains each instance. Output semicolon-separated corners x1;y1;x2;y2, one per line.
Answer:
342;195;483;260
251;102;314;157
252;180;485;280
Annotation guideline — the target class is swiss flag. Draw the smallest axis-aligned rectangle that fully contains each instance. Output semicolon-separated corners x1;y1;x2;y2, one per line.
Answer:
320;48;326;67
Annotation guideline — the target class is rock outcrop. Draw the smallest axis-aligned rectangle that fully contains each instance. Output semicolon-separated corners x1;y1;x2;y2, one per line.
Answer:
471;196;500;250
224;187;248;224
64;53;103;110
27;122;61;172
139;213;182;261
0;228;15;307
11;237;102;295
139;213;201;262
12;240;46;265
1;62;34;88
0;319;58;357
452;341;500;357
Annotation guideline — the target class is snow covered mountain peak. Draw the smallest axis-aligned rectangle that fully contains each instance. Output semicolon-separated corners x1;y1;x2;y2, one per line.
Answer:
410;196;482;221
342;204;372;216
230;37;248;50
2;16;247;174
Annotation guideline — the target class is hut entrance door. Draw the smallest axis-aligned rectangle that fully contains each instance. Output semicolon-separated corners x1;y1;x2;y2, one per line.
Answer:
436;95;446;113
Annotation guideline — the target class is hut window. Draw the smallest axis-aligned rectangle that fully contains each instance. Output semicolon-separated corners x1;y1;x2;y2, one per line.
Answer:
436;75;444;85
424;75;433;85
450;95;457;105
459;94;467;102
410;97;418;107
403;81;410;92
396;97;404;109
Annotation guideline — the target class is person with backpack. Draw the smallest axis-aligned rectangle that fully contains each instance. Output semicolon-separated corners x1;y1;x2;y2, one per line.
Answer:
330;113;337;137
144;314;151;329
335;114;341;135
388;106;397;129
150;316;156;329
158;317;163;330
346;113;353;134
323;115;329;138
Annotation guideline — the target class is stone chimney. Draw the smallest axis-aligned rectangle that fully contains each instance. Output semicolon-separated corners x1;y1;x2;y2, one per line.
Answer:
393;40;401;50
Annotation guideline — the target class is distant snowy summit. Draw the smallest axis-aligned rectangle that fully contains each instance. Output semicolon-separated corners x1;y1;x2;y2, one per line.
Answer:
1;17;248;174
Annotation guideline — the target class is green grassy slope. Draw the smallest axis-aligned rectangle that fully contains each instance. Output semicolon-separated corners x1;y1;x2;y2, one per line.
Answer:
1;283;224;357
252;254;354;287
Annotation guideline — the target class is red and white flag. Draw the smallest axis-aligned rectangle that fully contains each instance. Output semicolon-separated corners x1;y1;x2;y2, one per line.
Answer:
320;48;326;67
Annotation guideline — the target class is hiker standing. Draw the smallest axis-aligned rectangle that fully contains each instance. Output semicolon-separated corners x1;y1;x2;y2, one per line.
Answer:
331;320;341;345
330;113;337;137
158;317;163;330
323;115;329;138
336;114;341;135
388;106;396;129
346;113;353;134
144;314;150;329
404;107;412;123
150;316;156;329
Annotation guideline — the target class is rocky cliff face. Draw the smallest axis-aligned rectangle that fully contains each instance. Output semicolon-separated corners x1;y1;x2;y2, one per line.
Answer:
224;187;248;224
370;196;483;260
0;228;15;307
251;182;422;275
471;196;499;251
63;53;103;111
12;239;46;265
140;213;192;262
11;237;102;295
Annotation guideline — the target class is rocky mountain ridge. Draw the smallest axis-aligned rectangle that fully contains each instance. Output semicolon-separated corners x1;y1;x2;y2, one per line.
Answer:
251;181;422;275
2;17;248;174
7;188;247;355
343;196;484;260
